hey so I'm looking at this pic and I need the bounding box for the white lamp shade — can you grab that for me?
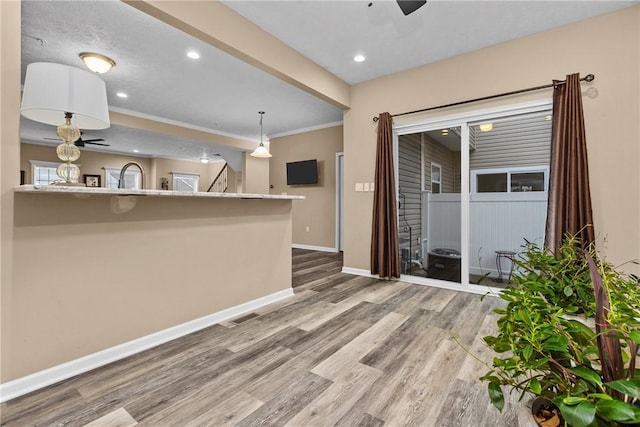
[250,145,272,158]
[21,62,110,129]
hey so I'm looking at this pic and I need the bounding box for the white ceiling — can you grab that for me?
[20,0,638,163]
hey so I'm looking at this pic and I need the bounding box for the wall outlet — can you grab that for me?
[363,182,370,191]
[355,183,363,192]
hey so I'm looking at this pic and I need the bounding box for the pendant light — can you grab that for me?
[251,111,272,158]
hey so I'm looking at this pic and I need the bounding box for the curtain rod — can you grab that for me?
[372,74,595,122]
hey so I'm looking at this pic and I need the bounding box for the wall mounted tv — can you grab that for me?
[286,159,318,185]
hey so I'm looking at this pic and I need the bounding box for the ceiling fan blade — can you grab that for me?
[44,137,60,141]
[84,141,110,146]
[82,138,105,143]
[397,0,426,16]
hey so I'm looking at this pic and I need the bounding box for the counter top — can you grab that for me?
[14,185,304,200]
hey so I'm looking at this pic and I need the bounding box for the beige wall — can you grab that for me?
[343,7,640,274]
[270,126,343,249]
[242,152,269,194]
[8,194,292,380]
[1,0,21,385]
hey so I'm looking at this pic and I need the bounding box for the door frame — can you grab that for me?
[393,99,552,294]
[335,152,344,252]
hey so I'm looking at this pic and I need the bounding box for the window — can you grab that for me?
[172,172,199,192]
[104,167,141,189]
[471,166,548,193]
[30,160,60,185]
[430,162,442,194]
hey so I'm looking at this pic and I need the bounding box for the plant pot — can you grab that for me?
[531,397,562,427]
[517,397,563,427]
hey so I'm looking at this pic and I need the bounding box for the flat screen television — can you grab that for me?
[286,159,318,185]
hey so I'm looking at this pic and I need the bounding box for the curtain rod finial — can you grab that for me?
[584,74,595,82]
[372,116,379,122]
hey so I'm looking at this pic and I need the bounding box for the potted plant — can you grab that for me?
[511,235,599,318]
[480,236,640,426]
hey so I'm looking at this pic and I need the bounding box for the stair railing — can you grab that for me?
[207,163,229,193]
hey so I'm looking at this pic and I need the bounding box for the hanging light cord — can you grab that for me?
[259,111,265,145]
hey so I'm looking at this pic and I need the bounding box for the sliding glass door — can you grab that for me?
[468,112,551,287]
[398,127,462,285]
[395,102,552,291]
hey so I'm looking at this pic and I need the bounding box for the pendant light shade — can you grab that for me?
[251,111,272,158]
[251,145,272,158]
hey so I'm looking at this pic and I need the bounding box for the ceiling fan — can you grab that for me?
[45,131,110,147]
[397,0,427,16]
[368,1,427,16]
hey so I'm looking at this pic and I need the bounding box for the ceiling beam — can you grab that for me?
[109,110,257,152]
[122,0,351,110]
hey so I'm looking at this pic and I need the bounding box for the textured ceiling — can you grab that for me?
[20,0,638,163]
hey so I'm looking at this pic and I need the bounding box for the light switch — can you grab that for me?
[370,182,375,191]
[355,183,363,192]
[363,182,370,191]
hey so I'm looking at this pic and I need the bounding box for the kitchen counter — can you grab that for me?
[14,185,304,200]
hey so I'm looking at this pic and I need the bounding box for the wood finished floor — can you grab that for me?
[1,249,519,427]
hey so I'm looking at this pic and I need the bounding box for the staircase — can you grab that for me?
[208,163,229,193]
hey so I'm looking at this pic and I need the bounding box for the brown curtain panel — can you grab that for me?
[545,73,595,252]
[371,112,400,279]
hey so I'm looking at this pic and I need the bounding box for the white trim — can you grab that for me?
[292,243,338,253]
[471,165,549,193]
[430,162,442,194]
[394,99,553,136]
[341,267,502,297]
[0,288,294,403]
[420,134,425,191]
[341,266,374,277]
[270,121,343,139]
[29,160,59,168]
[398,273,500,296]
[470,192,547,202]
[461,124,471,289]
[335,152,344,252]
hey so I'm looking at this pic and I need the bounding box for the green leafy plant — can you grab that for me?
[512,235,604,317]
[481,236,640,426]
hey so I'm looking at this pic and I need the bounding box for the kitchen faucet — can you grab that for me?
[118,162,144,189]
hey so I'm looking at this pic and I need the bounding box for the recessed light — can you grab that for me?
[353,54,366,63]
[116,92,128,98]
[187,51,200,59]
[133,149,139,153]
[201,158,209,164]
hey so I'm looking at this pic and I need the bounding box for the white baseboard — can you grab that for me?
[0,288,294,403]
[341,266,374,277]
[292,243,338,253]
